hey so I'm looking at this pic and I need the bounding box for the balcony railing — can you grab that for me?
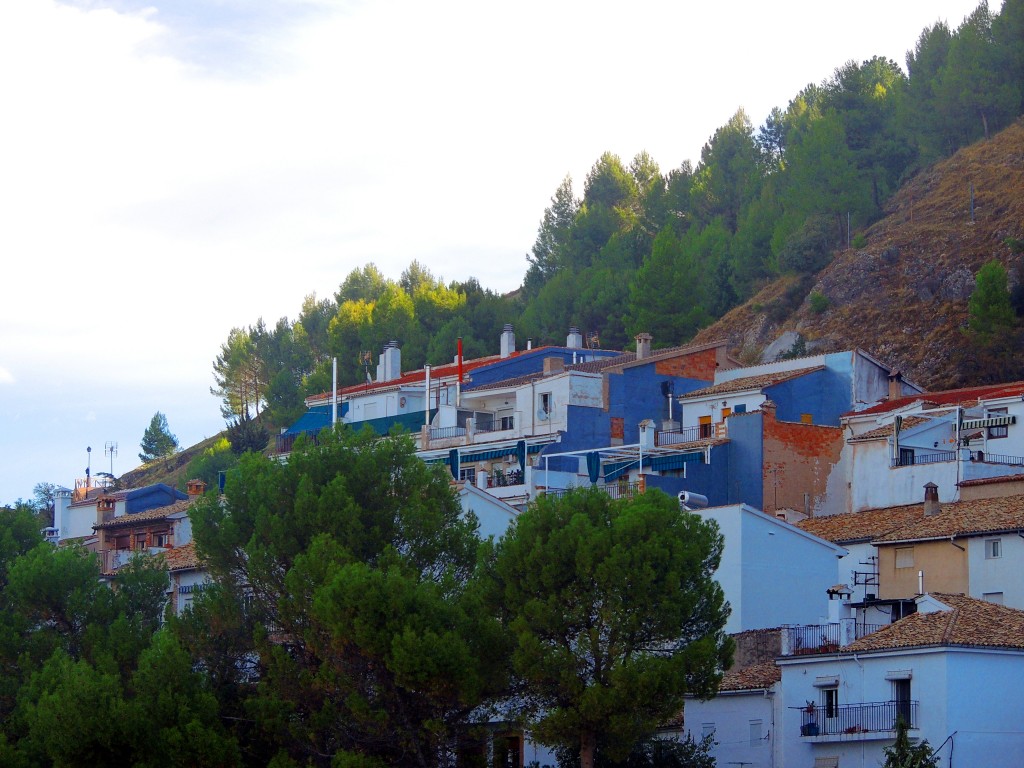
[656,425,702,446]
[801,701,918,737]
[544,481,643,501]
[783,622,884,655]
[428,425,467,441]
[970,451,1024,466]
[486,469,524,488]
[276,428,322,455]
[890,451,955,468]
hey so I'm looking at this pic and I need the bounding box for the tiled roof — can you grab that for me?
[958,473,1024,487]
[720,661,781,691]
[844,593,1024,652]
[848,415,932,442]
[850,382,1024,417]
[796,504,924,544]
[873,494,1024,543]
[469,371,548,392]
[93,499,193,529]
[160,541,202,571]
[682,366,824,399]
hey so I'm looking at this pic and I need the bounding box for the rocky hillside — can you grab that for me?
[695,119,1024,390]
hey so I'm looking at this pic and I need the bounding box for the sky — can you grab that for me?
[0,0,994,504]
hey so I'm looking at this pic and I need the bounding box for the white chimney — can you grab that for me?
[636,332,652,360]
[377,341,401,382]
[567,326,584,349]
[923,482,940,516]
[500,324,515,358]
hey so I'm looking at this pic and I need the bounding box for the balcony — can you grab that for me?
[781,622,884,655]
[656,425,703,447]
[801,701,918,740]
[543,480,644,501]
[890,450,956,468]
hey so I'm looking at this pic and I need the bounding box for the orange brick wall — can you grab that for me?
[655,348,719,381]
[761,405,843,515]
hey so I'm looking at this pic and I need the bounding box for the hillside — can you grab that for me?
[694,119,1024,389]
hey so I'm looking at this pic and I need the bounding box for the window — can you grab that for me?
[539,392,551,416]
[892,679,912,724]
[801,413,814,424]
[701,723,716,739]
[749,719,763,746]
[983,591,1004,605]
[986,538,1002,559]
[498,411,515,430]
[134,533,147,551]
[734,403,747,414]
[813,758,840,768]
[822,687,839,719]
[699,415,713,438]
[898,448,915,466]
[988,407,1009,439]
[895,547,914,569]
[459,467,476,484]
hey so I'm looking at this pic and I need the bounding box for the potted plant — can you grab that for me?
[801,701,819,736]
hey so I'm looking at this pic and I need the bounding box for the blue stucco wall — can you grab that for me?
[766,368,851,426]
[465,348,619,389]
[725,412,765,508]
[646,443,731,507]
[608,367,711,444]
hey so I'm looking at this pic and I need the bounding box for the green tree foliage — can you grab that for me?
[188,428,509,767]
[211,326,265,421]
[226,413,270,455]
[487,487,732,768]
[556,734,716,768]
[183,438,238,492]
[139,411,179,463]
[692,109,763,232]
[968,259,1016,340]
[881,715,939,768]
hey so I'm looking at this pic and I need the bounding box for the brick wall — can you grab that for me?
[655,348,719,381]
[761,402,843,515]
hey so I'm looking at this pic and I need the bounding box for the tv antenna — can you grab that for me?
[360,350,373,384]
[104,441,118,476]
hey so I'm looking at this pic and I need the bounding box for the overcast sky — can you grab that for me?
[0,0,993,504]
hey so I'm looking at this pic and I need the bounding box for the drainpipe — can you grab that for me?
[332,357,338,426]
[424,365,431,428]
[457,337,463,407]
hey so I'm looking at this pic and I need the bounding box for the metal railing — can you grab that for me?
[656,425,702,446]
[890,451,955,468]
[276,428,322,455]
[486,469,524,488]
[428,425,467,441]
[475,415,516,433]
[784,623,884,655]
[970,451,1024,466]
[801,701,917,737]
[544,481,643,500]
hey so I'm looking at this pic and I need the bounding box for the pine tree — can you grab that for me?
[139,412,179,463]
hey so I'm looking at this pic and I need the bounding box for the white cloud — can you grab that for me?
[0,367,14,385]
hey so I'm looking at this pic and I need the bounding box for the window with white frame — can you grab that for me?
[749,719,763,746]
[986,538,1002,559]
[701,723,716,739]
[983,591,1004,604]
[822,686,839,719]
[895,547,915,568]
[988,407,1009,439]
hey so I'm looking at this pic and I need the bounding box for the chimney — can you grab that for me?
[923,482,940,516]
[635,332,652,360]
[543,357,565,376]
[187,479,207,496]
[500,324,516,358]
[377,341,401,382]
[888,371,904,400]
[567,326,583,349]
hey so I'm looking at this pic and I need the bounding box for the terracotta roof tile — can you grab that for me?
[850,382,1024,417]
[796,505,925,544]
[160,541,202,571]
[958,473,1024,487]
[848,415,932,442]
[844,593,1024,652]
[720,661,781,691]
[873,494,1024,543]
[682,365,825,399]
[93,499,193,530]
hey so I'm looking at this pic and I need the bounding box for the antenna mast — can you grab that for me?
[104,441,118,476]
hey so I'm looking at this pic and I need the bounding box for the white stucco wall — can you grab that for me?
[61,503,97,541]
[698,504,846,634]
[968,534,1024,609]
[777,646,1024,768]
[850,440,960,512]
[681,689,779,768]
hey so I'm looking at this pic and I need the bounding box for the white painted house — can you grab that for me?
[776,592,1024,768]
[696,503,847,634]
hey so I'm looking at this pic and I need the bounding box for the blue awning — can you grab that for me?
[650,453,704,471]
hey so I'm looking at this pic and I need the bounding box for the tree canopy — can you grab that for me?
[487,487,733,768]
[139,411,179,463]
